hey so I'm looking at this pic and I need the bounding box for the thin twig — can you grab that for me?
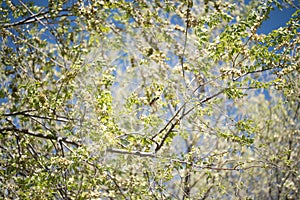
[107,148,156,158]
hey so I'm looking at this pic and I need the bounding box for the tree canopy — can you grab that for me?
[0,0,299,199]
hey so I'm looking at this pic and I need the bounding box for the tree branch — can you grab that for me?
[0,127,81,147]
[2,110,74,123]
[106,149,279,171]
[107,148,156,158]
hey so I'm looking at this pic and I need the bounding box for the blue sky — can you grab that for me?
[258,4,298,34]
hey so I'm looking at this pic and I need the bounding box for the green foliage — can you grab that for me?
[0,0,299,199]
